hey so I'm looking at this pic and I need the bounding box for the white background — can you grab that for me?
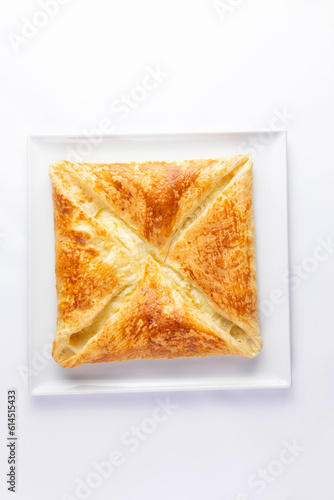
[1,0,334,499]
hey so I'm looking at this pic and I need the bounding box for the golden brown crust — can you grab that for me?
[49,155,262,368]
[59,257,249,368]
[68,156,244,257]
[49,163,138,339]
[167,158,261,347]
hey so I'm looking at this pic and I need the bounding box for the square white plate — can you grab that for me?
[28,131,291,395]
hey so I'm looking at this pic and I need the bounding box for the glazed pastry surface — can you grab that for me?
[49,155,262,368]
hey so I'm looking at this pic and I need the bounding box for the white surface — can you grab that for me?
[29,132,290,395]
[1,0,334,499]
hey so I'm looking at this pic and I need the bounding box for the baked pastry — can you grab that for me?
[49,155,262,368]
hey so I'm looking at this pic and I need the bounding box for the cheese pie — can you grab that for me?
[49,155,262,367]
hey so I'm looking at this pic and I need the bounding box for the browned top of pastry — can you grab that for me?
[49,155,262,368]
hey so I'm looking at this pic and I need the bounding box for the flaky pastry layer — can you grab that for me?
[49,155,262,368]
